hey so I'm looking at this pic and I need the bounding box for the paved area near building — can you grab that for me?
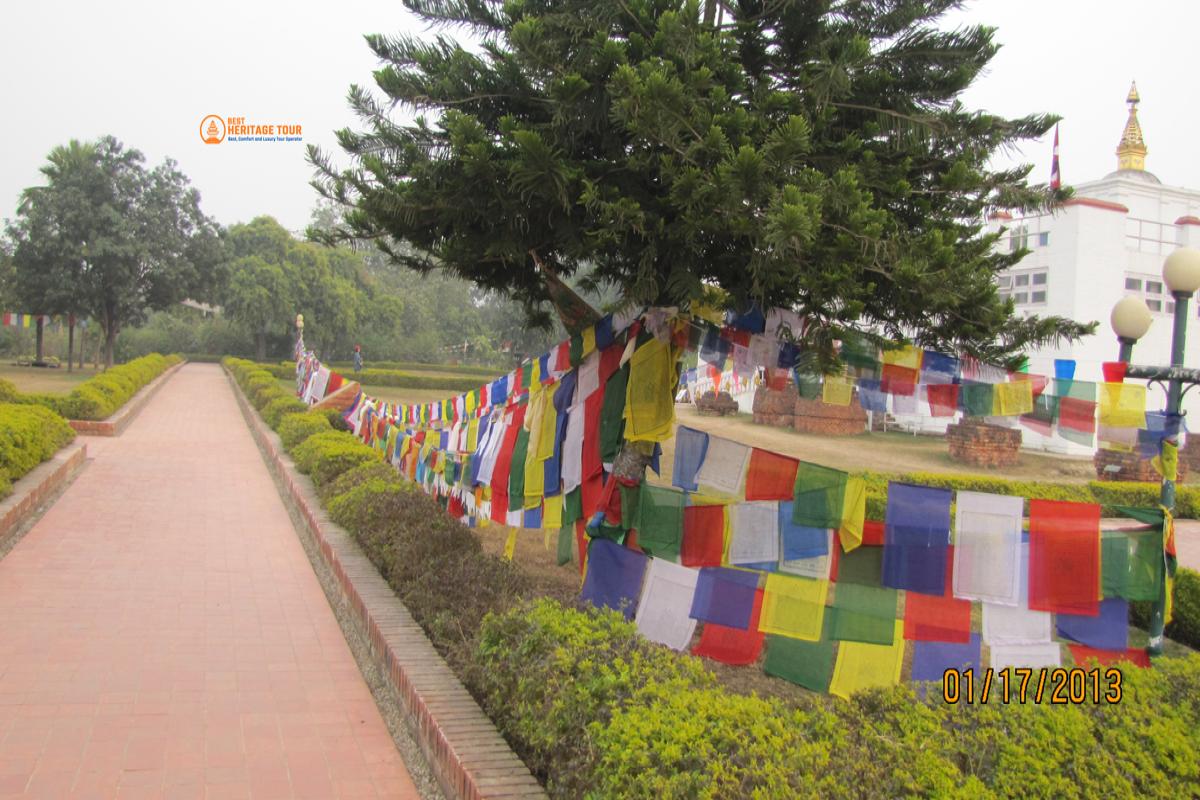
[0,364,420,799]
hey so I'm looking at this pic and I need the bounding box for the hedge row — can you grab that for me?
[11,353,182,420]
[224,360,1200,799]
[263,361,486,393]
[858,470,1200,520]
[0,403,76,499]
[325,359,504,377]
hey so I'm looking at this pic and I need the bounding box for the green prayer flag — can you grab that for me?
[792,462,847,528]
[600,361,630,464]
[960,383,994,417]
[633,483,685,561]
[830,582,897,645]
[562,487,583,527]
[508,428,530,501]
[1101,528,1163,602]
[557,525,574,566]
[793,371,823,400]
[837,545,884,586]
[1056,378,1097,402]
[763,627,836,691]
[569,332,583,367]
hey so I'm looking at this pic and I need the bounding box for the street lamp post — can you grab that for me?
[1109,246,1200,655]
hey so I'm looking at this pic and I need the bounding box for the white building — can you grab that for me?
[986,83,1200,453]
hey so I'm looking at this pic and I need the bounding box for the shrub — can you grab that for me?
[289,430,381,486]
[322,406,353,432]
[1131,567,1200,650]
[0,379,18,403]
[277,411,332,450]
[262,395,307,428]
[20,353,182,420]
[0,403,76,493]
[317,460,404,504]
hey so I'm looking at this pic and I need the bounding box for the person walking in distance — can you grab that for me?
[353,344,363,374]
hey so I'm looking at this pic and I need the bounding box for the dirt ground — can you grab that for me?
[0,363,94,394]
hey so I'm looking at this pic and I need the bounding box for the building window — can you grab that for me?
[1147,280,1163,295]
[1125,277,1142,290]
[1032,272,1047,286]
[1148,299,1162,312]
[1037,232,1050,247]
[1127,273,1177,315]
[1014,274,1029,287]
[1031,290,1047,304]
[1008,225,1029,252]
[996,275,1011,289]
[1013,292,1029,304]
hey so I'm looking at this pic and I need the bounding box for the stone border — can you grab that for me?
[0,443,87,546]
[226,368,545,800]
[69,360,186,436]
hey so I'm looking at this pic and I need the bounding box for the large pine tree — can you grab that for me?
[311,0,1093,366]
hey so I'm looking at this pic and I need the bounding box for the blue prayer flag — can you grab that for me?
[580,538,647,619]
[779,504,828,560]
[672,426,710,491]
[857,378,888,412]
[689,567,760,629]
[882,483,952,596]
[1057,598,1129,651]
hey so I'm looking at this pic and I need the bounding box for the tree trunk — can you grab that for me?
[104,325,116,369]
[611,440,656,482]
[256,331,267,362]
[35,318,44,364]
[78,325,86,371]
[67,317,75,373]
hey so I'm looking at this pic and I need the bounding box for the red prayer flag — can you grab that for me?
[681,505,726,567]
[766,368,789,391]
[491,490,509,524]
[745,449,800,501]
[692,589,765,665]
[903,548,971,642]
[721,327,751,347]
[1068,644,1150,669]
[575,519,589,575]
[1059,397,1096,433]
[926,384,959,417]
[554,342,571,372]
[862,520,885,546]
[881,363,918,396]
[1029,499,1101,616]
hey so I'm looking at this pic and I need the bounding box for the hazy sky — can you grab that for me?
[3,1,1198,233]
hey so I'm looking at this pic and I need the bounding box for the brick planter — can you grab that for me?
[947,419,1021,468]
[1094,447,1188,482]
[68,360,185,436]
[792,396,867,435]
[695,390,739,416]
[0,443,87,546]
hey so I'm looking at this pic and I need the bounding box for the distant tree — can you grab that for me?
[6,136,221,367]
[313,0,1093,369]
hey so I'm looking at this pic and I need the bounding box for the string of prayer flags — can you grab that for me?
[745,449,800,501]
[693,589,766,666]
[690,567,760,629]
[779,526,834,580]
[989,642,1062,671]
[883,483,952,596]
[1099,382,1147,429]
[959,382,994,417]
[838,475,867,552]
[1101,527,1163,602]
[921,351,959,384]
[1067,644,1151,669]
[982,544,1050,645]
[910,634,982,686]
[624,335,677,442]
[881,345,921,396]
[758,573,828,641]
[633,484,685,561]
[763,621,836,692]
[695,435,751,496]
[1028,499,1101,616]
[580,538,647,620]
[672,426,709,491]
[952,492,1024,606]
[1056,598,1129,651]
[1057,379,1098,445]
[856,378,888,412]
[828,621,905,699]
[634,559,700,650]
[835,543,884,586]
[728,502,781,568]
[1020,394,1059,436]
[831,582,898,645]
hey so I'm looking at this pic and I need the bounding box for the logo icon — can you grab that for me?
[199,115,225,144]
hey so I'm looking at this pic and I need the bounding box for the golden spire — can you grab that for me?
[1116,81,1147,171]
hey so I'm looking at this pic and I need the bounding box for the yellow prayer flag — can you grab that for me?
[543,494,563,530]
[838,475,866,553]
[829,622,905,700]
[881,345,922,370]
[536,383,560,461]
[623,336,677,442]
[993,381,1034,416]
[822,376,854,407]
[758,574,828,641]
[1099,383,1147,429]
[503,528,518,561]
[581,326,597,358]
[466,417,479,452]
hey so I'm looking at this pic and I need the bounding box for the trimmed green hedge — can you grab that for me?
[223,359,1200,798]
[0,403,76,499]
[18,353,182,420]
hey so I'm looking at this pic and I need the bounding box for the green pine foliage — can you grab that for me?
[313,0,1094,367]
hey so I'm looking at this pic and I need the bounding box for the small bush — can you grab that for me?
[277,411,332,450]
[290,430,380,486]
[323,406,353,432]
[317,460,405,504]
[0,403,76,491]
[19,353,182,420]
[0,379,19,403]
[262,395,307,428]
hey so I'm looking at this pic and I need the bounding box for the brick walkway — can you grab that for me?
[0,364,421,800]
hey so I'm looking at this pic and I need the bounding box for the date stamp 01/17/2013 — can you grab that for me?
[942,667,1124,705]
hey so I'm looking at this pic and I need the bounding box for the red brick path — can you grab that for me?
[0,364,420,799]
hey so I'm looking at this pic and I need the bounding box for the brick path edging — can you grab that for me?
[69,360,187,436]
[225,367,546,800]
[0,442,87,546]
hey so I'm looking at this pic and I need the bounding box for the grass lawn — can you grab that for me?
[0,363,95,395]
